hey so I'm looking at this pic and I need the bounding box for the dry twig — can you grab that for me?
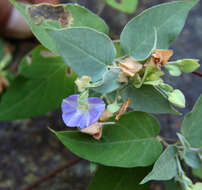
[24,157,81,190]
[192,71,202,77]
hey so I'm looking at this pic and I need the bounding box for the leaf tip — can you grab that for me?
[48,127,56,134]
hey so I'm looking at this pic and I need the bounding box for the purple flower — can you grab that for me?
[61,94,105,128]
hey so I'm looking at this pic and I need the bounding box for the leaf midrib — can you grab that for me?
[125,4,187,56]
[59,134,156,146]
[58,31,111,66]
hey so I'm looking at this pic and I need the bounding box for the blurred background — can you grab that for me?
[0,0,201,189]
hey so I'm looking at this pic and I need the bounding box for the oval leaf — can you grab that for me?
[49,27,116,81]
[10,0,109,53]
[120,0,197,60]
[88,166,150,190]
[93,69,121,94]
[53,111,162,167]
[121,85,178,114]
[0,46,76,120]
[141,145,178,184]
[181,95,202,147]
[183,150,202,169]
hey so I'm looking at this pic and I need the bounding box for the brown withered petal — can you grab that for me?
[145,49,173,69]
[153,49,173,66]
[93,128,102,140]
[80,122,101,135]
[99,109,113,122]
[81,122,102,140]
[115,98,131,120]
[118,72,128,83]
[120,58,142,77]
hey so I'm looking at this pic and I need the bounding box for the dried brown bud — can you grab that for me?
[145,49,173,69]
[115,98,131,120]
[120,58,143,77]
[81,122,102,140]
[92,128,102,140]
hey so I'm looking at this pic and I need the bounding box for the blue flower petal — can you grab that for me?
[61,94,105,128]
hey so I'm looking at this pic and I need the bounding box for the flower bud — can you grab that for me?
[168,89,185,108]
[165,64,182,76]
[176,59,200,73]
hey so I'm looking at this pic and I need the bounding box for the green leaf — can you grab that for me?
[106,0,138,14]
[93,69,121,94]
[121,85,179,114]
[181,95,202,147]
[10,0,109,54]
[141,146,178,184]
[120,0,197,60]
[192,168,202,179]
[49,27,116,81]
[88,166,150,190]
[53,111,162,167]
[0,46,76,120]
[183,150,202,169]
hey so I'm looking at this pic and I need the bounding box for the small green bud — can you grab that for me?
[168,89,185,108]
[148,73,157,81]
[165,64,182,76]
[159,83,174,92]
[177,59,200,73]
[107,103,120,113]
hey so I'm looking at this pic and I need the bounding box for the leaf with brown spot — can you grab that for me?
[27,4,73,28]
[10,0,109,54]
